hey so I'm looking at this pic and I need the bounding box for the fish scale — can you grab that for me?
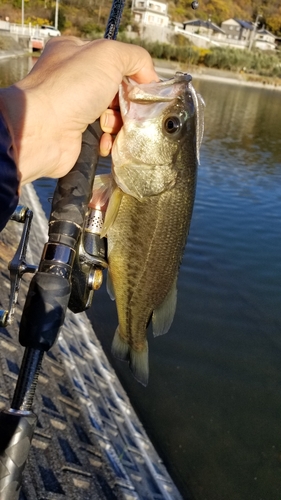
[102,73,204,386]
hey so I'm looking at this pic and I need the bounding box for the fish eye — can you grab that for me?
[163,116,181,135]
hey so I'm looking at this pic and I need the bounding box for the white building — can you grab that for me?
[132,0,169,27]
[255,29,276,50]
[221,19,276,50]
[183,19,226,41]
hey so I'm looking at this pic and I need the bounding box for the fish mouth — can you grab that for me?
[118,71,205,165]
[120,73,193,117]
[123,72,192,96]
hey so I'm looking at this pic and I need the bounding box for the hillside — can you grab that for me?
[0,0,281,36]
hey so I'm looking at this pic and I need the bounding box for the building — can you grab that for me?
[131,0,169,28]
[129,8,277,50]
[221,18,253,43]
[183,19,226,41]
[130,0,172,43]
[221,19,277,50]
[255,29,276,50]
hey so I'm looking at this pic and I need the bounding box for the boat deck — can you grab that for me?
[0,183,182,500]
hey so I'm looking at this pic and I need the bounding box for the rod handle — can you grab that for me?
[0,410,37,500]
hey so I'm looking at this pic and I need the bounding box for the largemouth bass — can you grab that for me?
[96,73,204,386]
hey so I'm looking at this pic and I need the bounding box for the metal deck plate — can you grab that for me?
[0,183,182,500]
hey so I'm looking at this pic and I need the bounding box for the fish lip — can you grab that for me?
[161,72,193,86]
[120,73,194,116]
[123,72,192,88]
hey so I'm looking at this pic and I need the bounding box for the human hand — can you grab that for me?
[99,95,122,157]
[0,37,158,184]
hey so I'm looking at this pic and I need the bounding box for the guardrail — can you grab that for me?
[10,24,46,37]
[175,27,220,47]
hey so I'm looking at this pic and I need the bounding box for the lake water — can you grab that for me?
[1,56,281,500]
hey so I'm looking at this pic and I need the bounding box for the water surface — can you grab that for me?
[90,80,281,500]
[2,56,281,500]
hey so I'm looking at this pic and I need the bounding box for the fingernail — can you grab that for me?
[101,110,115,131]
[101,112,108,128]
[100,139,111,157]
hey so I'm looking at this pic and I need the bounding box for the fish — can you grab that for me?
[94,72,204,386]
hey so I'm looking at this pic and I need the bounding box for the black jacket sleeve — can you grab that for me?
[0,112,19,232]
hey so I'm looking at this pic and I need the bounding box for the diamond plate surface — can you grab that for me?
[0,183,182,500]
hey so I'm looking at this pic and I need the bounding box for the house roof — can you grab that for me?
[183,19,225,34]
[257,28,275,37]
[233,19,254,30]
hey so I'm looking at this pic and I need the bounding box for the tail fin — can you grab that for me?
[111,327,149,386]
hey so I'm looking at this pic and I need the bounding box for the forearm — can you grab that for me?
[0,109,19,231]
[0,84,63,185]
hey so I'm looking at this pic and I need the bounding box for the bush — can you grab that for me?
[204,46,249,71]
[115,36,281,78]
[80,22,103,35]
[203,46,281,77]
[117,37,199,65]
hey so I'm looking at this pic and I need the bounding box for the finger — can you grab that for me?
[100,109,122,134]
[100,132,113,157]
[109,94,119,111]
[117,43,159,84]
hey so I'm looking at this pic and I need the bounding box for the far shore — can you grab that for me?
[0,46,280,92]
[154,62,281,91]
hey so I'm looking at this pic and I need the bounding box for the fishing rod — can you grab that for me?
[0,2,125,499]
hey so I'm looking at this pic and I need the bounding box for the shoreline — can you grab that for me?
[154,63,281,91]
[0,47,280,92]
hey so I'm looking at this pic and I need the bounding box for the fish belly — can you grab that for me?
[107,175,195,384]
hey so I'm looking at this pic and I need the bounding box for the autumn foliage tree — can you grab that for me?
[1,0,281,35]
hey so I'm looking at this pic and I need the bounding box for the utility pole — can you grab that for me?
[55,0,59,29]
[21,0,24,29]
[208,16,212,43]
[249,14,260,50]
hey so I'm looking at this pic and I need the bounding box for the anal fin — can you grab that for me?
[111,326,129,360]
[129,344,149,387]
[111,327,149,386]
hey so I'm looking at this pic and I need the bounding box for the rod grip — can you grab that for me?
[19,272,71,350]
[50,121,103,227]
[0,410,37,500]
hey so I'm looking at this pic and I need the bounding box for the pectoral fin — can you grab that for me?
[106,269,115,301]
[91,173,114,208]
[101,186,123,237]
[152,278,177,336]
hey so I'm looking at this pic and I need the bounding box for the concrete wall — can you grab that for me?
[0,20,10,31]
[139,24,174,43]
